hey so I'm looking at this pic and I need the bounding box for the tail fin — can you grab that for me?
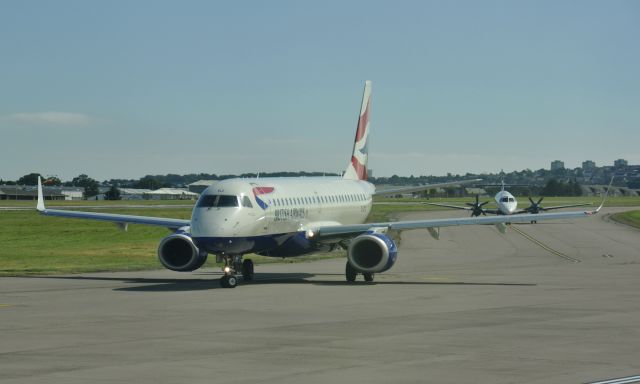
[343,80,372,181]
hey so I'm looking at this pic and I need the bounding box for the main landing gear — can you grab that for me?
[345,261,374,283]
[219,255,254,288]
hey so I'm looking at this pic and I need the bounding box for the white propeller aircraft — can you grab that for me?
[36,81,606,288]
[427,181,589,218]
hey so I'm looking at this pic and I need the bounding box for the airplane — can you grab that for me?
[35,81,607,288]
[426,181,589,218]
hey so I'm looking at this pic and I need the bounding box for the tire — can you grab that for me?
[363,272,374,282]
[242,259,254,281]
[227,275,238,288]
[345,261,357,282]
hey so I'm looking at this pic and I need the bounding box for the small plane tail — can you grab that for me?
[343,81,372,181]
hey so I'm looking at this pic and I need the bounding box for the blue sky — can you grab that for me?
[1,0,638,181]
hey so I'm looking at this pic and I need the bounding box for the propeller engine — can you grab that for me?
[524,197,545,214]
[466,195,489,217]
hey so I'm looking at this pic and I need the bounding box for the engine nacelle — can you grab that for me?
[347,233,398,273]
[157,233,208,272]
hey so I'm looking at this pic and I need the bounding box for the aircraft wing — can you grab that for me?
[423,202,473,211]
[373,179,482,197]
[515,203,590,214]
[36,178,190,230]
[306,208,602,241]
[423,202,500,215]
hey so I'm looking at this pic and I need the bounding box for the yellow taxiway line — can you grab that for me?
[511,225,581,263]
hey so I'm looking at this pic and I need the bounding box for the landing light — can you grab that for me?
[224,266,231,273]
[306,229,315,239]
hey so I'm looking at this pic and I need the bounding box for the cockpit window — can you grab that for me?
[508,198,515,202]
[500,197,509,202]
[197,195,239,208]
[242,196,253,208]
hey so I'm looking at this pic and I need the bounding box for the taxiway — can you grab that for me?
[1,207,639,383]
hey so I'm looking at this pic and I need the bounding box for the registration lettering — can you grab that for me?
[274,208,308,221]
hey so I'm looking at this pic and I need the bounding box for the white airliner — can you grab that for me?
[36,81,606,288]
[427,181,589,217]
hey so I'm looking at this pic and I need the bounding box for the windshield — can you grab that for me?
[197,195,239,208]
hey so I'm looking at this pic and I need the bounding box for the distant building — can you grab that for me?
[582,160,596,170]
[99,187,198,200]
[151,188,198,200]
[0,186,65,201]
[551,160,565,171]
[118,188,154,200]
[614,159,628,168]
[45,186,84,200]
[465,187,488,196]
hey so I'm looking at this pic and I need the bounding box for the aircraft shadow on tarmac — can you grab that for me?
[25,274,536,292]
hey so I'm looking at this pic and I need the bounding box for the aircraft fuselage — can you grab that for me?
[494,190,517,215]
[190,177,374,256]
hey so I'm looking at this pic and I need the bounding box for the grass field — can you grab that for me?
[0,199,194,208]
[610,210,640,229]
[1,196,639,276]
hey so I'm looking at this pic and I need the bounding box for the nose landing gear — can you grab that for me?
[220,274,238,288]
[218,255,254,288]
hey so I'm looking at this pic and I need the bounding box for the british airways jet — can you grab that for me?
[427,181,588,217]
[36,81,606,288]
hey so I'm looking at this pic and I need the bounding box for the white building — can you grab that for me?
[150,188,199,200]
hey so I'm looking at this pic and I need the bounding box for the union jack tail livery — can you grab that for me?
[343,80,372,181]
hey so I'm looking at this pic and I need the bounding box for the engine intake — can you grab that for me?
[158,233,208,272]
[347,233,398,273]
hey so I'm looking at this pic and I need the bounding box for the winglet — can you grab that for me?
[593,176,614,214]
[37,176,46,212]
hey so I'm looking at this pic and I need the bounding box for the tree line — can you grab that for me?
[3,171,586,200]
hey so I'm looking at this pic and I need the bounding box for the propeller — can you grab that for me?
[465,194,489,217]
[525,197,545,213]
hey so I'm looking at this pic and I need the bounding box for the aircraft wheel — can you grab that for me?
[226,275,238,288]
[363,272,374,282]
[242,259,254,281]
[220,275,238,288]
[345,261,357,282]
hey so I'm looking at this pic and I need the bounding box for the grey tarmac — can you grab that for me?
[1,207,639,383]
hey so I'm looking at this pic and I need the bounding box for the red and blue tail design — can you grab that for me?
[252,185,274,210]
[343,81,372,181]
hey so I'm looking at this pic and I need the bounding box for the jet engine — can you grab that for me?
[347,233,398,273]
[157,233,208,272]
